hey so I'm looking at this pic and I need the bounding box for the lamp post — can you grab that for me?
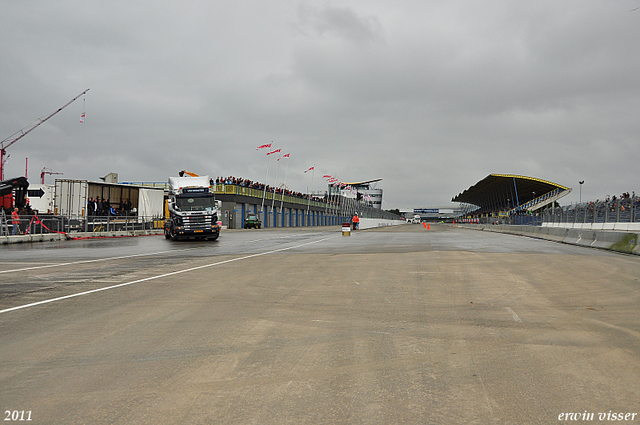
[579,181,584,204]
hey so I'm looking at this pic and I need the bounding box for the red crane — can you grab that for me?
[40,167,63,184]
[0,88,90,181]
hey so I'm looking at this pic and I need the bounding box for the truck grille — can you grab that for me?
[184,215,210,230]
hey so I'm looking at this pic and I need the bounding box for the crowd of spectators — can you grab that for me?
[581,191,638,215]
[214,176,336,205]
[87,197,134,217]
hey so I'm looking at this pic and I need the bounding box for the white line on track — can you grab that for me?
[0,247,204,274]
[0,234,338,314]
[505,307,523,323]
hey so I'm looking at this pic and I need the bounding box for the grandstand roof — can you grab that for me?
[340,178,382,187]
[452,174,570,211]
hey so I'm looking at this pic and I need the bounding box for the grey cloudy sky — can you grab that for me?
[1,1,639,209]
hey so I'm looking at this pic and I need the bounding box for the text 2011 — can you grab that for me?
[4,411,32,421]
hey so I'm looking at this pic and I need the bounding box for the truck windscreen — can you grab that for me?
[175,197,216,212]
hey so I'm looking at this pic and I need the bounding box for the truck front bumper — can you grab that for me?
[175,224,221,237]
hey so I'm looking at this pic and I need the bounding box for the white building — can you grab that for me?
[329,179,384,210]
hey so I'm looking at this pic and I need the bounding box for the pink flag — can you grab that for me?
[267,148,281,155]
[304,166,315,173]
[256,143,272,150]
[79,112,85,123]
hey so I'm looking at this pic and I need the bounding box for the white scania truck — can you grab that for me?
[164,174,221,241]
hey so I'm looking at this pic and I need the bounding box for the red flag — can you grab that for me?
[322,174,332,179]
[304,166,315,173]
[79,112,85,123]
[256,143,272,150]
[278,153,290,161]
[267,148,281,155]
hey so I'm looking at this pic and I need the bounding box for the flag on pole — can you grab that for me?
[256,143,272,150]
[322,174,332,179]
[80,97,86,123]
[304,166,315,173]
[278,153,290,161]
[267,148,281,155]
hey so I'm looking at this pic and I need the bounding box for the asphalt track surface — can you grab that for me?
[0,224,638,424]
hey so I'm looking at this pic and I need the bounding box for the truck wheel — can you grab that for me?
[169,228,178,241]
[164,228,171,239]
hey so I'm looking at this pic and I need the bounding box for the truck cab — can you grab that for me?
[164,175,221,241]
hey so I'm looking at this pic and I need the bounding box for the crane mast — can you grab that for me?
[0,88,90,181]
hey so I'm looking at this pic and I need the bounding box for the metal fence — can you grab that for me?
[543,197,640,224]
[1,214,163,237]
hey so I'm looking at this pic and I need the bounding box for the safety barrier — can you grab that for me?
[1,214,163,244]
[454,223,640,255]
[358,217,407,230]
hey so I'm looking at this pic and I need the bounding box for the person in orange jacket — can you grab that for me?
[11,207,20,236]
[352,213,360,230]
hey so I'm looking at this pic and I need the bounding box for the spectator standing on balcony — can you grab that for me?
[124,199,132,214]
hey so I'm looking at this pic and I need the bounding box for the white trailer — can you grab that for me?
[54,179,164,221]
[27,183,55,214]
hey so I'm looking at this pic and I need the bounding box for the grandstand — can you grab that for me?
[453,174,571,223]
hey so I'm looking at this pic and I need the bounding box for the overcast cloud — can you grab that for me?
[1,0,639,209]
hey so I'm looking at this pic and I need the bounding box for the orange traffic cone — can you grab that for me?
[427,223,430,230]
[423,222,426,229]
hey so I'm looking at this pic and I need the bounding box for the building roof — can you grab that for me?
[452,174,570,211]
[340,178,383,187]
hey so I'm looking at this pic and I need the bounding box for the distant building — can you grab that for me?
[329,179,383,210]
[401,206,469,221]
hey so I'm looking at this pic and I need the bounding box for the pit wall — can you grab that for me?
[358,218,407,230]
[454,224,640,256]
